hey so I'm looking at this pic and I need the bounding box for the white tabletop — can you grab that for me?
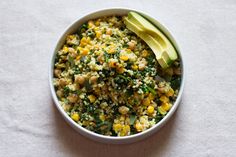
[1,0,236,156]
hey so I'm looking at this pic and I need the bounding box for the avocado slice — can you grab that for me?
[124,17,170,68]
[125,12,178,66]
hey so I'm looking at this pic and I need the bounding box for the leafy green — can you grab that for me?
[146,85,156,95]
[125,89,133,97]
[80,23,88,33]
[75,90,82,95]
[63,86,70,97]
[104,52,109,63]
[171,77,181,90]
[141,85,156,95]
[87,30,95,38]
[155,112,163,123]
[84,79,92,92]
[68,56,75,68]
[130,115,136,125]
[96,121,112,132]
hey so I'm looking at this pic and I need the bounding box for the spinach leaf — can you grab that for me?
[63,86,70,97]
[171,77,181,90]
[68,56,75,68]
[130,115,136,125]
[84,79,92,92]
[104,52,109,63]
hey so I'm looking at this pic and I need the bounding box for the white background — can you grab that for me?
[0,0,236,156]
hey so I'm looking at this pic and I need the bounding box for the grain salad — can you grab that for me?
[53,16,181,136]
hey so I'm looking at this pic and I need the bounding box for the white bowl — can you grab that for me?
[49,8,185,144]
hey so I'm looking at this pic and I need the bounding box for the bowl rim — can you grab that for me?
[49,7,185,143]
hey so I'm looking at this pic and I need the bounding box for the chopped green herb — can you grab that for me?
[130,115,136,125]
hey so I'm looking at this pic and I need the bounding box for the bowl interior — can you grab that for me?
[50,8,184,144]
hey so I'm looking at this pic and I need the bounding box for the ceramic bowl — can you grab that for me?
[49,8,185,144]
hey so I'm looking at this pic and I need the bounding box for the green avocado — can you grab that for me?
[124,12,178,68]
[124,18,169,68]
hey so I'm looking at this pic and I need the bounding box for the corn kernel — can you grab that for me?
[123,125,130,132]
[108,60,117,68]
[120,55,129,61]
[119,131,126,137]
[166,88,174,97]
[135,123,143,132]
[160,95,169,103]
[76,56,81,60]
[131,64,138,70]
[68,35,74,39]
[88,95,96,103]
[94,27,99,31]
[116,66,125,74]
[113,124,122,132]
[86,37,91,43]
[71,113,80,122]
[80,37,87,43]
[148,93,155,101]
[142,98,151,106]
[81,48,89,56]
[80,37,87,47]
[141,49,149,57]
[95,31,102,38]
[147,106,154,114]
[99,114,105,121]
[88,20,94,28]
[95,19,100,26]
[161,102,172,111]
[63,46,68,53]
[108,47,116,54]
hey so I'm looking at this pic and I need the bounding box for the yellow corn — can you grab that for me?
[141,49,149,57]
[95,19,100,26]
[86,37,91,43]
[135,123,143,132]
[108,47,116,54]
[108,60,117,68]
[120,55,129,61]
[88,20,94,28]
[166,88,174,97]
[67,35,75,40]
[94,27,99,31]
[123,125,130,132]
[80,37,87,42]
[142,97,151,106]
[76,56,81,60]
[160,95,169,103]
[71,112,80,122]
[116,66,125,74]
[80,48,89,56]
[120,125,130,136]
[147,106,154,114]
[95,31,102,38]
[161,102,172,111]
[131,64,138,70]
[63,46,68,53]
[80,37,87,47]
[88,95,96,103]
[113,123,122,132]
[148,93,155,100]
[99,114,105,121]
